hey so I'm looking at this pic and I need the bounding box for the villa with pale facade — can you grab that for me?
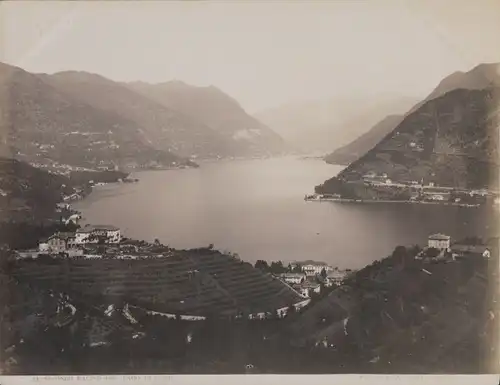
[75,224,121,244]
[427,233,451,250]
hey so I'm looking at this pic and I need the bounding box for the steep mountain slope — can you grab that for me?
[326,63,500,165]
[41,72,230,159]
[255,96,417,153]
[287,244,498,373]
[316,87,500,194]
[324,115,405,165]
[127,81,286,158]
[0,62,190,171]
[0,157,77,221]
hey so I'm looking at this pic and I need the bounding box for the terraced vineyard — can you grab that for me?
[9,250,304,317]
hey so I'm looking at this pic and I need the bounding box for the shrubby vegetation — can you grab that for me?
[0,222,79,250]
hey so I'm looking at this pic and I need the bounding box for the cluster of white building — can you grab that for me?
[279,261,350,298]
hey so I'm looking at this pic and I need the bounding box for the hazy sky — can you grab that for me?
[1,0,500,112]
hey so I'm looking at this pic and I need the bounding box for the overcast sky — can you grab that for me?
[1,0,499,112]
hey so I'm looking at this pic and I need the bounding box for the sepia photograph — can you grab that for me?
[0,0,499,378]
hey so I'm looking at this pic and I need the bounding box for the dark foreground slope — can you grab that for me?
[2,242,498,374]
[1,246,303,374]
[8,248,303,318]
[286,243,499,373]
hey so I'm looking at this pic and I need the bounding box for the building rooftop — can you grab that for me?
[52,232,76,240]
[281,273,305,278]
[41,232,76,243]
[297,260,328,266]
[327,270,346,278]
[300,281,321,289]
[428,233,451,241]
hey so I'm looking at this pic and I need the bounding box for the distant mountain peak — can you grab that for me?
[0,61,23,73]
[50,70,109,82]
[160,79,190,87]
[126,80,286,156]
[430,62,500,99]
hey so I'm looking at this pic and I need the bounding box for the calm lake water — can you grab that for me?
[74,157,495,269]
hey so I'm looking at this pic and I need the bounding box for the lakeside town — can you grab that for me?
[305,171,500,207]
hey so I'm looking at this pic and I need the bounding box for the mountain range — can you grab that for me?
[326,63,500,165]
[0,62,285,172]
[255,96,417,154]
[127,80,285,158]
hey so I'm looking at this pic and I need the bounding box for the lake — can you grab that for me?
[74,157,495,269]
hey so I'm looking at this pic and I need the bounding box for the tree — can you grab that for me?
[97,235,107,254]
[320,268,327,279]
[254,260,269,271]
[270,261,286,274]
[426,247,441,258]
[391,246,407,264]
[410,244,422,256]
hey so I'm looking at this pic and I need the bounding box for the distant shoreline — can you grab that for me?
[304,196,481,208]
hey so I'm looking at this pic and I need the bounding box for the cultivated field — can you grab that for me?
[9,250,304,317]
